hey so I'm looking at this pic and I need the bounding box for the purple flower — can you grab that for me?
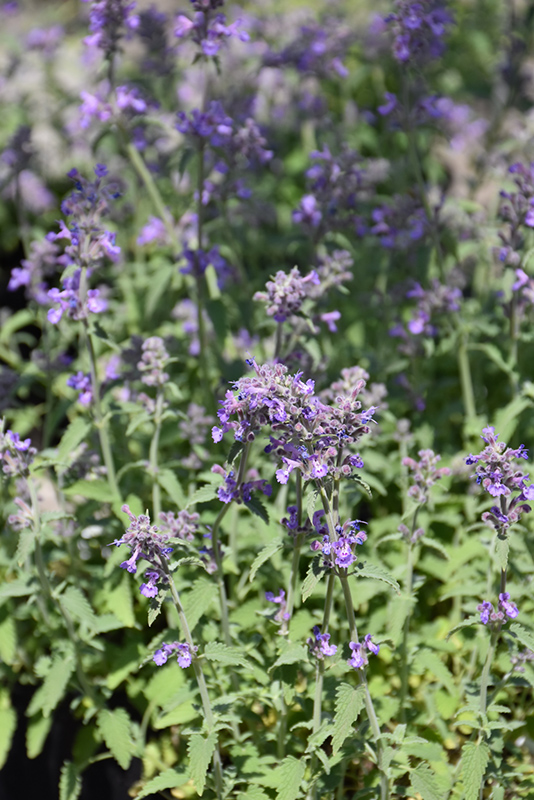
[499,592,519,620]
[153,641,196,668]
[66,372,93,406]
[114,505,173,592]
[266,589,289,622]
[293,194,322,228]
[82,0,139,58]
[137,336,170,388]
[0,429,37,476]
[307,626,337,659]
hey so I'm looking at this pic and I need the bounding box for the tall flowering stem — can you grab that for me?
[317,486,388,800]
[282,471,304,635]
[465,427,530,720]
[157,555,224,798]
[148,389,164,519]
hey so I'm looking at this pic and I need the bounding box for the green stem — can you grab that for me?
[282,472,304,635]
[399,542,414,720]
[479,629,498,716]
[149,390,165,520]
[308,573,336,800]
[458,334,477,426]
[124,142,179,252]
[339,573,388,800]
[160,560,224,799]
[84,324,119,497]
[210,501,232,646]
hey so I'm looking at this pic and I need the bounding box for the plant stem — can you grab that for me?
[124,141,179,252]
[339,573,389,800]
[149,390,165,520]
[308,572,336,800]
[458,333,477,426]
[161,560,224,799]
[399,541,414,721]
[282,472,304,635]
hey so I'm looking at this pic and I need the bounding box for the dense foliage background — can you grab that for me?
[2,1,534,799]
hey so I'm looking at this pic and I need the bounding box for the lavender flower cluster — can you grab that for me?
[466,427,533,534]
[114,505,173,598]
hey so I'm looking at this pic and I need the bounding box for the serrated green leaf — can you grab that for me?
[421,537,450,559]
[136,769,189,799]
[302,557,324,602]
[0,613,16,663]
[103,573,135,628]
[187,732,217,795]
[446,615,480,639]
[415,649,456,694]
[274,755,306,800]
[26,714,53,759]
[0,705,16,769]
[204,641,251,669]
[60,586,97,629]
[182,577,218,632]
[96,708,133,770]
[409,763,444,800]
[59,760,82,800]
[15,529,36,566]
[27,651,75,717]
[349,473,373,498]
[0,578,35,600]
[331,683,366,754]
[460,742,490,800]
[353,561,400,593]
[509,622,534,652]
[245,495,269,523]
[270,643,308,671]
[63,479,119,503]
[148,591,166,627]
[227,440,244,464]
[237,789,270,800]
[57,419,91,465]
[158,469,186,508]
[187,483,219,506]
[249,537,284,582]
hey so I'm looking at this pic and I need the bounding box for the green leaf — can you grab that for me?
[0,309,34,343]
[459,742,490,800]
[183,578,219,632]
[349,472,373,498]
[204,641,251,669]
[59,761,81,800]
[187,732,217,795]
[421,537,450,559]
[57,419,91,465]
[0,578,35,600]
[249,537,284,582]
[0,612,16,663]
[446,615,480,639]
[415,649,456,694]
[63,479,119,503]
[27,650,75,717]
[0,705,16,769]
[245,495,270,524]
[96,708,133,770]
[302,557,324,602]
[409,763,445,800]
[148,591,166,627]
[136,769,189,799]
[103,574,135,628]
[187,483,219,506]
[237,789,270,800]
[26,714,53,759]
[270,643,308,671]
[274,756,306,800]
[15,529,36,566]
[353,561,400,593]
[60,586,97,629]
[158,469,186,509]
[331,683,366,754]
[509,622,534,652]
[227,440,244,464]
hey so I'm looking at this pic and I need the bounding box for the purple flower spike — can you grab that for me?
[307,626,337,659]
[477,601,493,625]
